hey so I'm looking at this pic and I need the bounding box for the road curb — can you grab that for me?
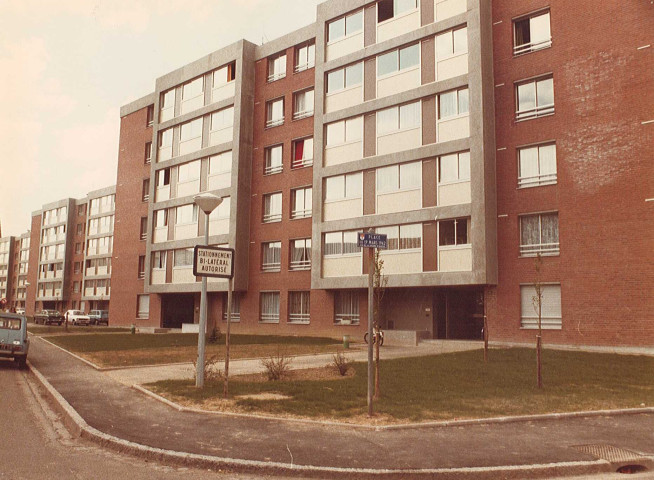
[27,360,616,479]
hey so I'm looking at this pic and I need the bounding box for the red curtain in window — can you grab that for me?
[294,141,304,161]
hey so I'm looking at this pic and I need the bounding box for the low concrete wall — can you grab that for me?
[384,330,429,346]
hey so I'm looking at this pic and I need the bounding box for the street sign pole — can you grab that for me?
[224,276,233,398]
[367,246,375,417]
[196,214,210,388]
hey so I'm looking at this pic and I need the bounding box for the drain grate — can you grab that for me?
[573,444,645,463]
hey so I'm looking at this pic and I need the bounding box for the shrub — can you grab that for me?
[207,326,222,344]
[332,352,351,376]
[261,353,293,381]
[193,355,224,383]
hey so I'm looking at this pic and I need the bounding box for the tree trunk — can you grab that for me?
[536,334,542,389]
[374,333,380,400]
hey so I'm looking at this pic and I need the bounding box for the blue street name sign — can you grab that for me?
[357,232,388,249]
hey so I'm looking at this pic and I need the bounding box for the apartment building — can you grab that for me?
[8,233,31,311]
[93,0,654,347]
[0,236,14,306]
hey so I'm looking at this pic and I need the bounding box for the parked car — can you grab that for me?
[88,310,109,326]
[0,313,29,368]
[15,308,25,315]
[34,310,63,325]
[64,310,91,326]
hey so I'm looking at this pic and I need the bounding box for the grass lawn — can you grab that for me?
[147,348,654,423]
[28,325,129,335]
[45,333,342,368]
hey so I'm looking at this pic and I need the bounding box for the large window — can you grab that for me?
[182,77,203,103]
[520,213,559,256]
[436,27,468,59]
[377,161,421,193]
[290,239,311,271]
[514,11,551,55]
[288,291,310,324]
[439,88,469,119]
[174,248,194,268]
[264,144,283,175]
[266,98,284,128]
[211,106,234,133]
[268,52,287,82]
[324,231,361,256]
[378,0,418,23]
[327,62,363,93]
[213,62,236,88]
[521,284,561,329]
[518,144,557,187]
[325,172,362,201]
[295,41,315,72]
[439,151,471,183]
[377,44,419,77]
[326,116,362,146]
[292,137,313,168]
[178,160,201,184]
[291,187,312,219]
[263,192,282,223]
[334,291,359,325]
[262,242,281,272]
[376,224,422,250]
[176,204,198,225]
[260,292,280,323]
[377,101,421,135]
[152,251,166,270]
[180,118,202,143]
[154,209,168,228]
[160,89,175,121]
[293,89,314,119]
[328,10,363,43]
[222,293,240,322]
[516,77,554,121]
[439,218,470,246]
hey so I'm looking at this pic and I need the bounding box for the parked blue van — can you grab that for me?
[0,313,29,368]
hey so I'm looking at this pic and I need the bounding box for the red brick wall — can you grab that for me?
[488,0,654,346]
[67,204,86,311]
[25,215,41,315]
[109,106,154,326]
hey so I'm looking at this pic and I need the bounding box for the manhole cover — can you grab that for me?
[573,444,645,463]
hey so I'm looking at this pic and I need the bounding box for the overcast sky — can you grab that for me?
[0,0,323,237]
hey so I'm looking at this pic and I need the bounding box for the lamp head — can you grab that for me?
[194,193,223,214]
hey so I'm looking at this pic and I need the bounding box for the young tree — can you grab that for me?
[532,253,544,389]
[373,249,388,400]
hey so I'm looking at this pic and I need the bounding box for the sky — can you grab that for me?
[0,0,323,238]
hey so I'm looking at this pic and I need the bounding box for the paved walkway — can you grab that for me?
[27,336,654,478]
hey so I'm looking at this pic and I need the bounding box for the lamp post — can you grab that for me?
[193,193,223,388]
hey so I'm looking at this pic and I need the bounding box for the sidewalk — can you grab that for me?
[28,337,654,479]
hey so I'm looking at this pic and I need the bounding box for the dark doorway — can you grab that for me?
[162,294,195,328]
[432,289,484,340]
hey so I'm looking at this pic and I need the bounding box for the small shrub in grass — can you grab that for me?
[207,326,221,344]
[261,353,293,381]
[193,355,224,383]
[332,352,351,376]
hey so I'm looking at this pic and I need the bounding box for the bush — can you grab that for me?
[193,355,224,383]
[261,353,293,381]
[207,326,222,344]
[332,352,351,376]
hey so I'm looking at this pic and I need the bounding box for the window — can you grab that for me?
[514,11,551,55]
[518,144,557,187]
[439,151,471,183]
[378,0,418,23]
[439,88,469,119]
[377,162,421,193]
[376,224,422,250]
[291,187,312,219]
[154,209,168,228]
[77,205,85,216]
[295,42,315,72]
[289,291,310,323]
[74,262,81,274]
[262,242,281,272]
[266,98,284,128]
[377,44,419,77]
[377,101,421,135]
[73,281,80,294]
[182,77,203,103]
[325,172,362,201]
[76,223,83,235]
[159,128,173,150]
[439,218,470,246]
[209,151,232,177]
[75,243,81,254]
[520,213,559,256]
[521,284,561,329]
[213,62,236,87]
[137,256,146,280]
[210,106,234,133]
[268,52,287,82]
[326,116,363,146]
[324,231,361,256]
[290,239,311,270]
[293,89,314,119]
[292,137,313,168]
[334,291,359,325]
[516,77,554,121]
[146,105,154,126]
[264,145,283,175]
[174,248,194,268]
[140,217,148,241]
[328,10,363,43]
[263,192,282,223]
[152,251,166,269]
[260,292,280,323]
[176,204,198,225]
[178,160,201,184]
[160,89,175,121]
[156,168,170,188]
[327,62,363,93]
[144,142,152,164]
[137,294,150,319]
[222,293,240,321]
[436,27,468,59]
[208,196,231,225]
[142,179,150,202]
[180,118,203,143]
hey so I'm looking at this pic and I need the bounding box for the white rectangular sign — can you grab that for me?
[193,246,234,279]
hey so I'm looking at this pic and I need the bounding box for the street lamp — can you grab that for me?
[194,193,223,388]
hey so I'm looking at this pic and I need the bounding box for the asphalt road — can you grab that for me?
[0,359,321,480]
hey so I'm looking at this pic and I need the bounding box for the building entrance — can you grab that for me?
[433,289,484,340]
[162,294,195,328]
